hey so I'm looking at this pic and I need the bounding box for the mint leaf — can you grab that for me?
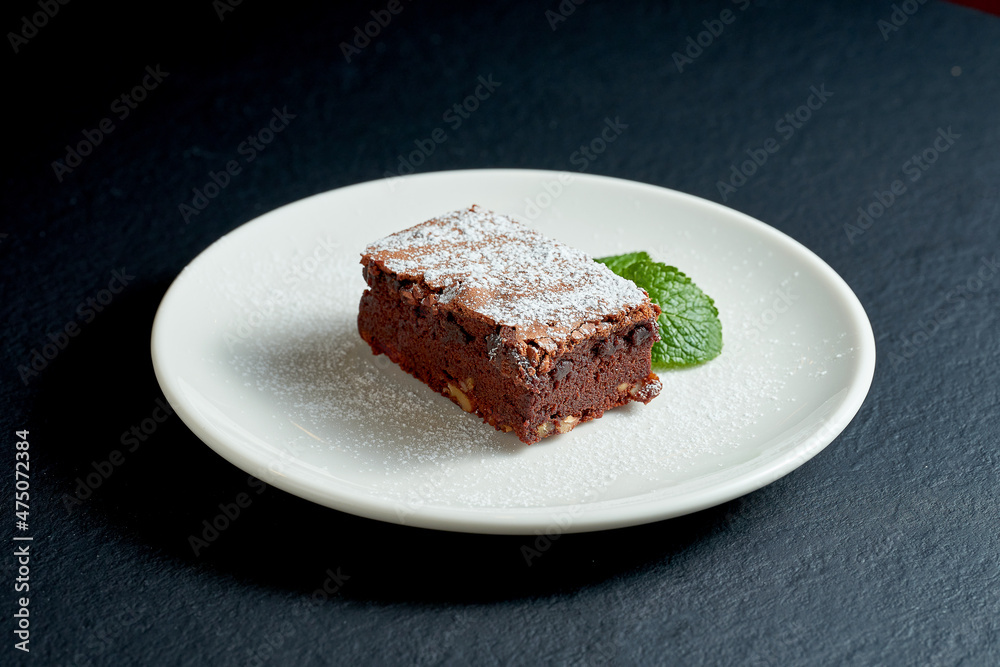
[596,253,722,369]
[594,251,651,275]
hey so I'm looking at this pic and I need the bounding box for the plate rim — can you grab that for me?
[151,168,876,535]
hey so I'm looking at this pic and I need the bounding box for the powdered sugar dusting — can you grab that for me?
[365,206,648,340]
[214,232,857,511]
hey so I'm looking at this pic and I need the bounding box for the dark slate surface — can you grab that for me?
[3,0,999,664]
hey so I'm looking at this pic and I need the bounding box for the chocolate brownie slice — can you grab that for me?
[358,205,661,445]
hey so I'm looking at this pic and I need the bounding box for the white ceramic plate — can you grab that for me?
[151,169,875,534]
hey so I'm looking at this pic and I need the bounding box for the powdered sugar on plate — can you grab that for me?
[220,228,851,510]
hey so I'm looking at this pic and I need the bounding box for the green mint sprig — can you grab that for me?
[596,252,722,369]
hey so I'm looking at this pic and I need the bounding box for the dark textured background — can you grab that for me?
[3,0,999,664]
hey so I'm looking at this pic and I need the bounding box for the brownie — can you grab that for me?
[357,205,662,445]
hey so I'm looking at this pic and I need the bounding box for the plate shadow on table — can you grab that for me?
[32,282,766,605]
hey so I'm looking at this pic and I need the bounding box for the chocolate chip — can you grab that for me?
[629,325,651,347]
[597,336,623,357]
[554,360,573,382]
